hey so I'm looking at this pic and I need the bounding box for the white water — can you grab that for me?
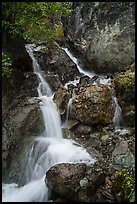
[63,91,75,125]
[2,44,95,202]
[113,96,123,131]
[63,47,112,88]
[65,97,73,122]
[63,48,96,79]
[64,78,80,89]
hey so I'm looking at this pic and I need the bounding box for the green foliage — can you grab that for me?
[114,65,135,93]
[113,169,135,202]
[2,2,73,44]
[2,52,12,78]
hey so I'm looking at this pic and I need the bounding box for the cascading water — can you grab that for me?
[63,47,112,88]
[113,96,123,131]
[63,46,123,132]
[2,44,95,202]
[63,48,96,79]
[62,95,73,129]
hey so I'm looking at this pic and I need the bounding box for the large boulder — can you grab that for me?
[2,102,45,185]
[71,84,115,125]
[63,2,135,74]
[46,162,106,202]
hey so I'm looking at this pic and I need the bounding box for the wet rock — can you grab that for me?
[73,124,92,135]
[62,119,79,130]
[46,163,86,201]
[46,161,106,202]
[35,44,81,85]
[79,75,92,86]
[2,67,44,184]
[53,87,70,115]
[63,2,135,75]
[43,73,63,91]
[71,84,115,125]
[53,197,68,202]
[113,151,135,171]
[112,140,128,158]
[2,103,45,184]
[123,110,135,127]
[62,128,74,139]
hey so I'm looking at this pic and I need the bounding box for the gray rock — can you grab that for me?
[35,44,81,86]
[46,162,106,202]
[113,151,135,171]
[2,68,45,184]
[112,140,128,158]
[63,2,135,74]
[2,103,45,184]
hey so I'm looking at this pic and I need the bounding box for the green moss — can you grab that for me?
[130,63,135,72]
[56,25,64,39]
[113,65,135,93]
[113,169,135,202]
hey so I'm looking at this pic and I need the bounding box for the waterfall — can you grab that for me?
[113,96,123,131]
[62,47,96,79]
[62,90,75,128]
[2,44,95,202]
[65,97,73,122]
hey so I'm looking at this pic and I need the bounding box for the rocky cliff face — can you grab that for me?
[63,2,135,74]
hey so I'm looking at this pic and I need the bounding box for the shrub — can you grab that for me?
[2,52,12,78]
[112,169,135,202]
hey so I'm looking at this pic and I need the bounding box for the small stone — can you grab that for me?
[79,177,89,188]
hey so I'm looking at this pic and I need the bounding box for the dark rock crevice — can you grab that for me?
[2,29,33,72]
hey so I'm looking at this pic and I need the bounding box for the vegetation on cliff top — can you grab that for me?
[2,2,72,77]
[2,2,72,44]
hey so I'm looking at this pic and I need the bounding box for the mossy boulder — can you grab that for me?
[71,84,115,125]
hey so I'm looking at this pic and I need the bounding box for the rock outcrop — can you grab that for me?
[63,2,135,74]
[34,44,81,89]
[2,68,45,185]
